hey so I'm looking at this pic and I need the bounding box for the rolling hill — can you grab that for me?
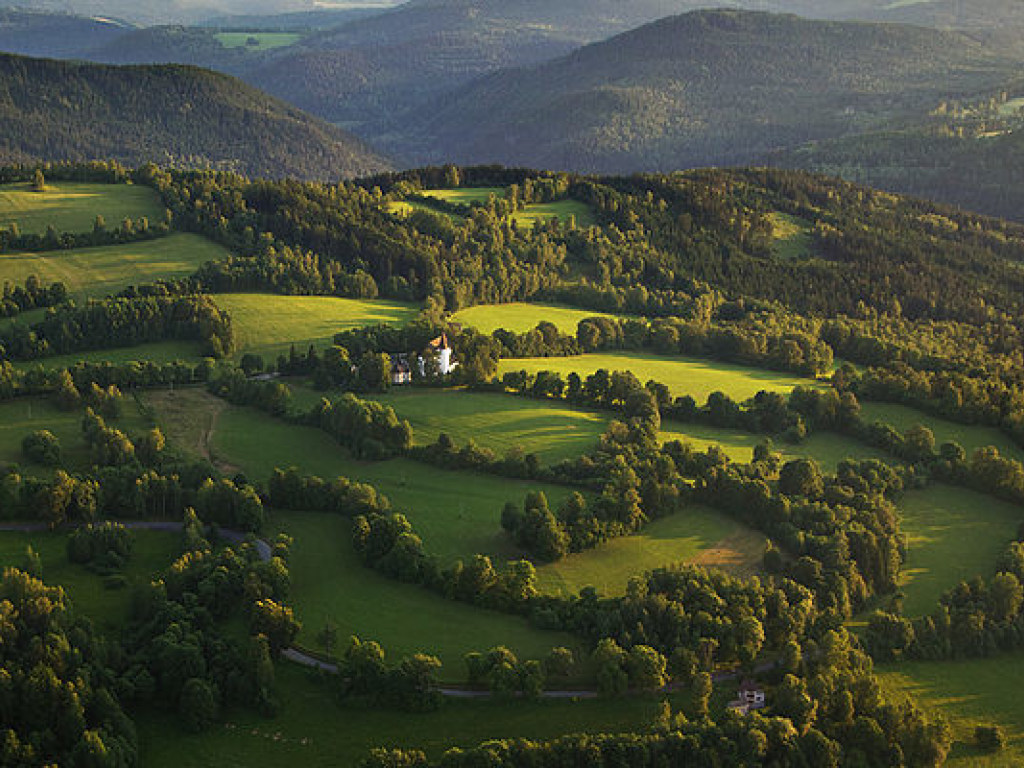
[0,9,133,58]
[392,10,1017,173]
[0,53,390,179]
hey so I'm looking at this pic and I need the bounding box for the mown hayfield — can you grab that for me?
[138,664,675,768]
[860,401,1024,462]
[660,421,893,470]
[12,340,202,371]
[366,388,608,464]
[0,182,164,235]
[193,400,583,561]
[452,302,621,334]
[273,511,584,679]
[0,528,180,635]
[535,505,766,597]
[0,234,228,300]
[212,293,419,359]
[897,485,1022,618]
[0,397,148,476]
[215,31,302,50]
[879,654,1024,766]
[499,351,819,403]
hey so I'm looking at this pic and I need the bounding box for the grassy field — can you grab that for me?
[365,389,607,464]
[660,420,892,470]
[897,485,1022,617]
[499,351,820,404]
[419,188,506,205]
[0,528,180,635]
[138,663,675,768]
[140,389,228,466]
[0,234,228,300]
[274,511,584,677]
[879,653,1024,766]
[860,401,1024,462]
[212,294,419,359]
[513,200,596,228]
[0,396,148,476]
[215,32,302,50]
[12,341,202,371]
[0,182,164,235]
[452,302,621,334]
[535,505,765,597]
[767,212,814,259]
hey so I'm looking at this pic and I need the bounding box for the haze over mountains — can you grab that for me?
[0,53,389,179]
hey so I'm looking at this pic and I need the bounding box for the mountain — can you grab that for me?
[392,10,1017,173]
[0,9,133,57]
[0,53,391,179]
[0,1,328,26]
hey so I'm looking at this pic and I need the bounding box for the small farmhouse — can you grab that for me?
[726,680,766,716]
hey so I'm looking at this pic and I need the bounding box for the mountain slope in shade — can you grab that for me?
[395,10,1017,172]
[0,53,391,179]
[0,9,133,58]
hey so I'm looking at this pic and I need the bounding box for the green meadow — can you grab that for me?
[879,653,1024,766]
[0,182,164,235]
[767,212,814,259]
[897,485,1022,618]
[452,302,621,334]
[860,401,1024,462]
[0,234,228,300]
[12,341,203,371]
[512,200,596,228]
[366,388,608,463]
[499,351,820,403]
[274,511,584,678]
[534,505,766,597]
[215,32,302,50]
[0,528,180,636]
[420,188,506,205]
[138,664,673,768]
[212,294,419,359]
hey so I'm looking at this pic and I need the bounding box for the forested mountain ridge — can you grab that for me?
[0,53,391,179]
[0,9,133,58]
[394,10,1016,173]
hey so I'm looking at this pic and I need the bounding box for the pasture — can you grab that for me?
[859,401,1024,462]
[138,664,674,768]
[499,351,820,404]
[366,388,608,463]
[419,187,506,205]
[412,189,595,226]
[0,182,164,235]
[879,653,1024,766]
[215,32,302,50]
[212,293,419,359]
[535,505,766,597]
[274,511,584,678]
[452,302,620,334]
[767,212,814,259]
[0,528,180,636]
[12,340,202,371]
[897,485,1022,617]
[0,234,228,300]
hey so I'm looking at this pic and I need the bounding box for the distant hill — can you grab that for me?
[0,1,316,26]
[0,53,391,179]
[394,10,1017,173]
[0,9,133,57]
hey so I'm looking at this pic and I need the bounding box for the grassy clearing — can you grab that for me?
[212,294,419,359]
[879,653,1024,766]
[452,302,621,335]
[860,401,1024,462]
[897,485,1022,617]
[0,234,228,300]
[0,182,164,235]
[998,96,1024,116]
[215,31,302,50]
[660,421,892,470]
[419,188,506,205]
[499,351,819,404]
[138,663,673,768]
[0,528,180,635]
[535,505,765,597]
[12,341,202,371]
[0,397,148,476]
[513,200,596,228]
[767,212,814,259]
[273,511,584,679]
[365,388,608,464]
[140,388,228,466]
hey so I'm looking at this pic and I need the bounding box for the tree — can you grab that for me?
[317,619,340,658]
[22,430,61,466]
[179,678,218,732]
[544,647,574,679]
[690,671,712,719]
[251,599,301,655]
[627,645,667,692]
[31,168,45,191]
[593,638,628,696]
[975,724,1005,752]
[779,459,824,498]
[21,545,42,578]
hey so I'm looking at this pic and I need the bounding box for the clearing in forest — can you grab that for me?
[0,182,164,235]
[452,302,621,335]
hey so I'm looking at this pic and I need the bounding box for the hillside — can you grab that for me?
[0,53,390,179]
[394,10,1016,173]
[0,9,133,57]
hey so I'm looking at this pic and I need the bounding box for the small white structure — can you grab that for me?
[390,354,413,385]
[390,334,457,385]
[429,333,456,376]
[727,680,766,715]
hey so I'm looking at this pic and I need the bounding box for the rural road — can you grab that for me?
[0,520,768,699]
